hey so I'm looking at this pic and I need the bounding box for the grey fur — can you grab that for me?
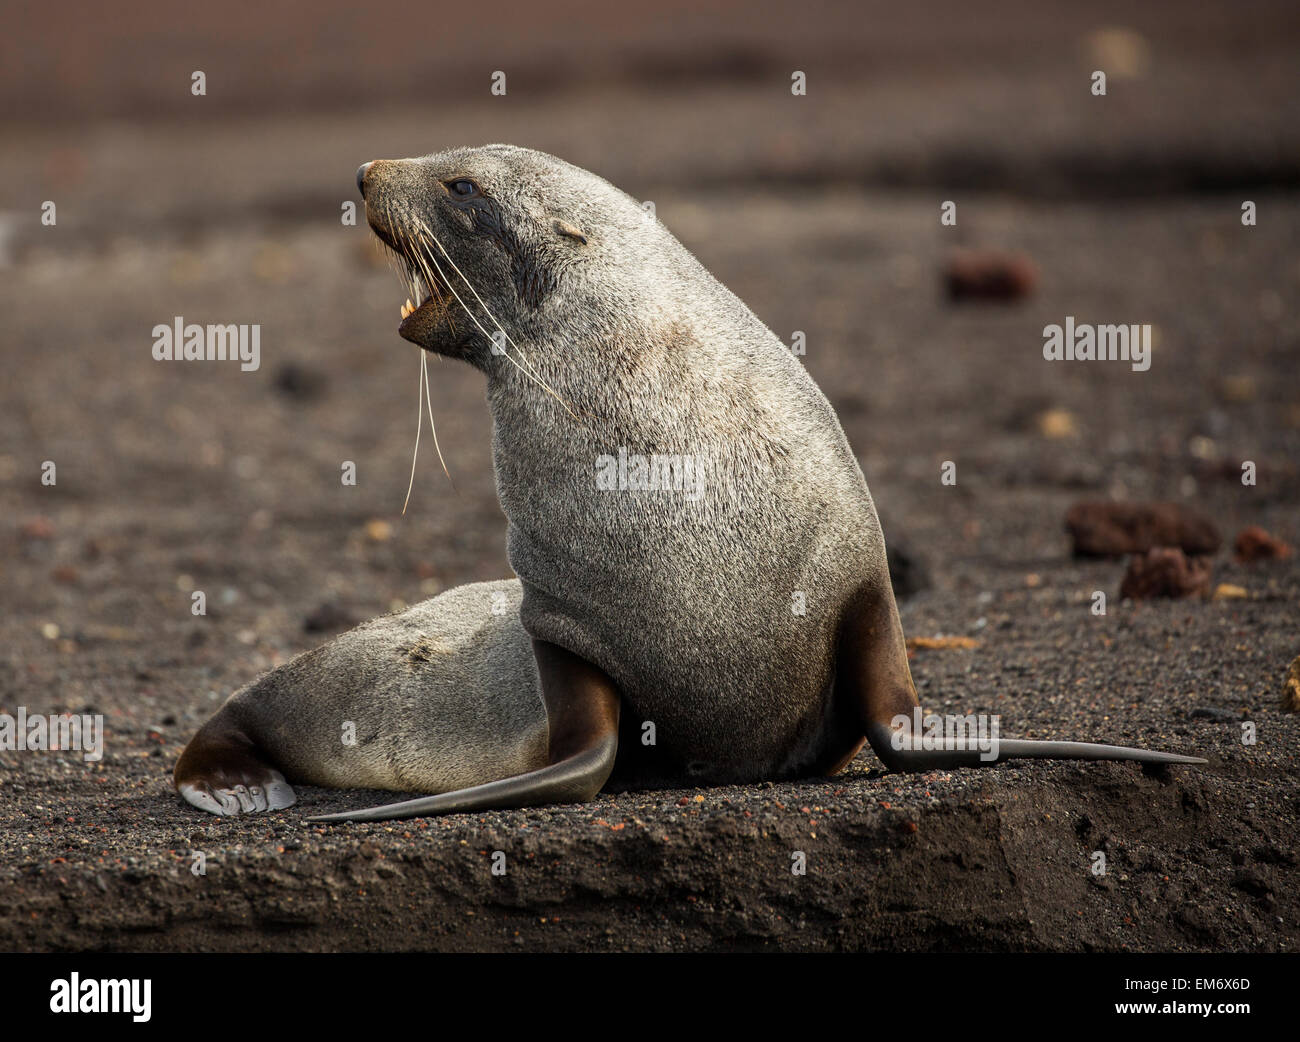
[367,144,882,782]
[216,580,546,793]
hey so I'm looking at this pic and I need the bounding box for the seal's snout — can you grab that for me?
[355,158,457,344]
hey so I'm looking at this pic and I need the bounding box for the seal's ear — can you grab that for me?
[553,219,588,245]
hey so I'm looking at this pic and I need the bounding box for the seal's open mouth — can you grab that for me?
[368,219,457,338]
[394,267,450,332]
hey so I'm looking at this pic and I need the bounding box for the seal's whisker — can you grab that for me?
[386,200,428,310]
[416,222,530,362]
[422,349,453,485]
[377,201,578,419]
[389,206,453,497]
[379,234,414,305]
[411,229,579,419]
[412,223,584,418]
[401,346,425,516]
[415,234,580,420]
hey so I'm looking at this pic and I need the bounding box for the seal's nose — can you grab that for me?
[356,162,373,199]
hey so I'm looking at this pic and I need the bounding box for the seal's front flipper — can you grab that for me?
[174,713,297,816]
[837,583,1205,773]
[308,639,620,823]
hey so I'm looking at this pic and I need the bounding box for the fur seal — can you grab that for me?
[174,145,1203,820]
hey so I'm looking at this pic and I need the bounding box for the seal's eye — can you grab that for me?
[447,179,478,198]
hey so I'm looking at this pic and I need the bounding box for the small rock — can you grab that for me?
[1119,547,1212,600]
[1035,408,1078,439]
[944,248,1038,302]
[365,519,393,543]
[1212,583,1248,600]
[1283,656,1300,714]
[274,361,328,401]
[1190,706,1239,723]
[21,516,54,540]
[1066,501,1221,557]
[1084,27,1149,79]
[886,539,931,598]
[304,602,358,633]
[1234,525,1292,563]
[1216,374,1257,403]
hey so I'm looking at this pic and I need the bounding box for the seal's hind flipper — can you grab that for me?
[174,713,297,816]
[309,639,620,823]
[837,582,1205,773]
[305,740,614,822]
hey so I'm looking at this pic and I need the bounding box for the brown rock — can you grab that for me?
[1066,501,1221,558]
[20,516,55,540]
[1211,583,1248,601]
[273,361,328,401]
[1119,547,1213,600]
[1234,525,1292,563]
[1284,656,1300,713]
[1035,408,1078,439]
[1216,374,1257,403]
[304,602,357,633]
[944,248,1038,302]
[364,519,393,542]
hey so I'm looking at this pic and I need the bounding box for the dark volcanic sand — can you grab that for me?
[0,1,1298,951]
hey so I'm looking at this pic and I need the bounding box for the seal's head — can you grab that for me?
[357,144,669,371]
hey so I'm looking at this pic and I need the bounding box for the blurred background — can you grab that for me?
[3,0,1298,735]
[3,0,1299,719]
[0,0,1298,950]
